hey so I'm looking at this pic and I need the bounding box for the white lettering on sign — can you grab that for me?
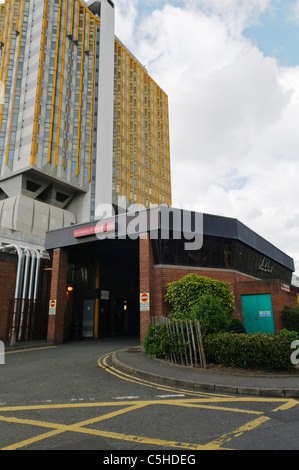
[259,311,271,318]
[74,222,115,238]
[49,300,57,316]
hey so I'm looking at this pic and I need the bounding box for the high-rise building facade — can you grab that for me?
[0,0,171,250]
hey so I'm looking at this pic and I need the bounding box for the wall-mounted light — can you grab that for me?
[67,286,74,292]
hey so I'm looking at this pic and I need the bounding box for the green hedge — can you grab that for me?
[281,305,299,333]
[143,324,298,371]
[203,330,298,371]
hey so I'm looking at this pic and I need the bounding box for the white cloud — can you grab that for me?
[293,0,299,23]
[114,0,299,274]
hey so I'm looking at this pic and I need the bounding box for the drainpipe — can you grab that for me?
[18,248,31,341]
[29,249,41,340]
[25,248,36,340]
[0,245,24,346]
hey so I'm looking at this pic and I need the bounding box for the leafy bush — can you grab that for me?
[143,324,186,359]
[165,274,234,319]
[281,305,299,333]
[203,330,299,371]
[190,295,232,335]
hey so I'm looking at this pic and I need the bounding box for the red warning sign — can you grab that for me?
[140,293,150,311]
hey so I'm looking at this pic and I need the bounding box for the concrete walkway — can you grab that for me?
[112,346,299,398]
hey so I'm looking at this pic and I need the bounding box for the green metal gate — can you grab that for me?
[241,294,275,334]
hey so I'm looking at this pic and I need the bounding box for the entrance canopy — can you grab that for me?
[45,206,294,274]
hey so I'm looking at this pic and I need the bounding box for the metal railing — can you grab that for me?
[150,316,207,369]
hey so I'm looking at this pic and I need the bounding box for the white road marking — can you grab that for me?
[115,396,140,400]
[155,394,186,398]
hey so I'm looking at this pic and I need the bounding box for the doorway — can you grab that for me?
[68,238,140,339]
[241,294,275,334]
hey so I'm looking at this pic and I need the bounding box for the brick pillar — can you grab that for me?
[47,248,68,345]
[139,234,154,343]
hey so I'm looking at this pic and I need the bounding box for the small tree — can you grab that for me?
[165,274,234,321]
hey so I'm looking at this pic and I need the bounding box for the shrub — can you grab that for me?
[165,274,234,319]
[203,330,299,371]
[281,305,299,333]
[190,295,231,335]
[143,323,186,359]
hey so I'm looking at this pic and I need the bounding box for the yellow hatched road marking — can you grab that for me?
[0,350,297,450]
[207,415,271,450]
[1,403,148,450]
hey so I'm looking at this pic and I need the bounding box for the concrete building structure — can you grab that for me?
[41,207,299,344]
[0,1,297,348]
[0,0,171,344]
[0,0,171,252]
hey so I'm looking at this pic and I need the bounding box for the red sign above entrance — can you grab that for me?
[74,222,115,238]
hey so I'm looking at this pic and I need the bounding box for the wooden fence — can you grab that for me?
[150,316,207,369]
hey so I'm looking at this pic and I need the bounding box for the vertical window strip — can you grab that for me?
[142,71,148,205]
[15,0,21,32]
[114,40,118,194]
[163,93,168,205]
[146,77,150,207]
[0,4,4,43]
[128,58,131,199]
[76,8,85,176]
[156,84,159,205]
[88,17,96,182]
[138,65,142,204]
[150,80,154,204]
[75,0,80,43]
[69,0,75,37]
[30,0,48,166]
[124,50,127,198]
[86,12,90,52]
[166,94,171,206]
[5,0,25,165]
[0,0,16,136]
[0,0,11,83]
[119,44,123,196]
[0,2,7,44]
[159,90,163,204]
[47,0,62,163]
[55,0,68,167]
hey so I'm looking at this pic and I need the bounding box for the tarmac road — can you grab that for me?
[0,338,299,453]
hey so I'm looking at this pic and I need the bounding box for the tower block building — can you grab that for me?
[0,0,172,249]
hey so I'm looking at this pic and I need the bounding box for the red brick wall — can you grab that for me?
[0,258,17,342]
[152,266,257,322]
[47,248,68,345]
[139,235,155,342]
[139,238,299,339]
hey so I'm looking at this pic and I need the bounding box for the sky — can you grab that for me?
[114,0,299,277]
[1,0,299,278]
